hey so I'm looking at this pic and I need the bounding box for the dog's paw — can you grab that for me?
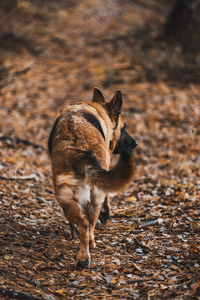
[99,208,110,223]
[76,257,90,270]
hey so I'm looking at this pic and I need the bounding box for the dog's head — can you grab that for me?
[92,88,137,154]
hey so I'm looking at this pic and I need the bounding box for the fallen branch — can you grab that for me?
[0,174,42,181]
[0,288,42,300]
[0,269,41,289]
[137,218,164,228]
[113,208,136,218]
[0,135,45,150]
[127,277,165,284]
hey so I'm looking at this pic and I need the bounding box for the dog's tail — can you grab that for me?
[75,151,135,193]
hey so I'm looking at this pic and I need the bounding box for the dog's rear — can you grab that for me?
[48,88,137,269]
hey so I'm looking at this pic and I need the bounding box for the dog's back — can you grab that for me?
[49,102,112,172]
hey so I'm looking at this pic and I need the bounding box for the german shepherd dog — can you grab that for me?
[48,88,137,270]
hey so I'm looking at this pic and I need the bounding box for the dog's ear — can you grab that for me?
[92,88,105,103]
[109,90,123,119]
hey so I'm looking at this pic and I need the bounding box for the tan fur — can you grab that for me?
[48,88,136,269]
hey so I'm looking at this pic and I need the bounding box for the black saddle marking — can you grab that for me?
[82,112,106,141]
[48,116,60,154]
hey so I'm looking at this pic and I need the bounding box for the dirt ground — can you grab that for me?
[1,0,200,299]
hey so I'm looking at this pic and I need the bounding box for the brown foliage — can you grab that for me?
[0,0,200,299]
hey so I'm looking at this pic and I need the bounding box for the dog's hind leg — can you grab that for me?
[60,201,90,270]
[99,196,110,223]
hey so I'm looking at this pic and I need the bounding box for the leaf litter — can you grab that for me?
[0,0,200,299]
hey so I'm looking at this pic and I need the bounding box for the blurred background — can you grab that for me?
[1,1,200,298]
[0,0,199,180]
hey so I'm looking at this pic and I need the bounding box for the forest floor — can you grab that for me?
[1,0,200,299]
